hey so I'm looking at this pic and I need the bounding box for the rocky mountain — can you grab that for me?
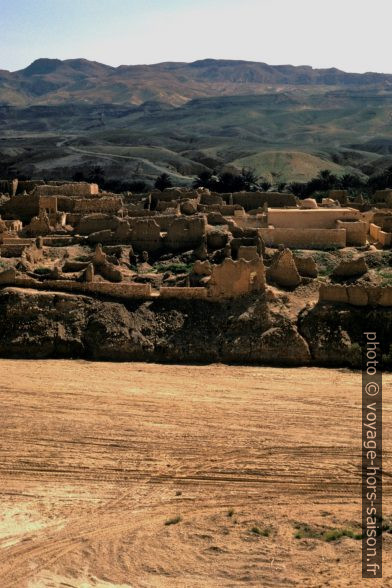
[1,58,392,106]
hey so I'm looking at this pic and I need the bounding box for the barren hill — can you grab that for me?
[1,58,392,184]
[1,57,392,106]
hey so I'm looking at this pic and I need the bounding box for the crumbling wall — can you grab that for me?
[318,284,392,306]
[156,200,179,212]
[260,228,346,249]
[39,195,58,214]
[77,214,121,235]
[374,189,392,206]
[165,216,206,251]
[33,183,99,198]
[2,193,40,222]
[0,179,18,196]
[200,193,224,205]
[232,192,296,210]
[128,218,162,252]
[0,267,16,284]
[328,190,348,205]
[151,214,180,232]
[238,246,259,261]
[160,287,208,299]
[5,276,152,299]
[42,236,74,246]
[208,257,265,299]
[0,237,35,257]
[16,180,45,194]
[73,197,123,214]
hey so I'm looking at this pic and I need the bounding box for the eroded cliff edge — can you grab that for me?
[0,287,390,368]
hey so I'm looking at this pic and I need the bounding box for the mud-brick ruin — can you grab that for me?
[1,179,392,367]
[0,179,392,306]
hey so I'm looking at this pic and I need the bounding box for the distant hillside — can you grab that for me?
[1,58,392,106]
[0,58,392,185]
[228,151,346,183]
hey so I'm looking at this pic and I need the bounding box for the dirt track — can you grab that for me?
[0,361,390,587]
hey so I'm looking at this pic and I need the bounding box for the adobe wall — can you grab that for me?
[160,286,208,299]
[77,214,121,235]
[268,208,360,229]
[42,235,74,246]
[238,246,259,261]
[152,188,197,204]
[1,236,35,245]
[156,200,179,212]
[369,223,392,246]
[126,209,156,217]
[335,220,367,246]
[232,192,296,210]
[39,195,58,214]
[33,183,99,198]
[128,218,162,252]
[0,179,18,196]
[6,276,152,299]
[0,268,16,284]
[57,196,76,213]
[2,193,40,222]
[165,216,206,251]
[200,193,224,205]
[219,205,244,216]
[151,214,180,232]
[0,243,30,257]
[374,189,392,205]
[208,257,265,299]
[319,284,392,306]
[369,223,380,240]
[73,197,123,214]
[265,192,297,207]
[260,228,346,249]
[16,180,45,194]
[371,211,392,228]
[328,190,348,205]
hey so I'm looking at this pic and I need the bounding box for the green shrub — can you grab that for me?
[293,522,362,541]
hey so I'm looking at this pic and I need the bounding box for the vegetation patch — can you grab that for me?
[312,251,336,276]
[378,269,392,286]
[250,525,270,537]
[293,522,362,541]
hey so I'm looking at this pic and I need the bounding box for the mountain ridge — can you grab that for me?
[1,57,392,107]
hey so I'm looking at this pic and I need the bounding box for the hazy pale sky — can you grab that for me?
[1,0,391,73]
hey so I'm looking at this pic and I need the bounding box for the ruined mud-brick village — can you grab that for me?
[0,178,391,367]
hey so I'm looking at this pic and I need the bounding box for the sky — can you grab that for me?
[1,0,391,73]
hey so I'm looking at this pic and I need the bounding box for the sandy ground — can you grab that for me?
[0,361,390,588]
